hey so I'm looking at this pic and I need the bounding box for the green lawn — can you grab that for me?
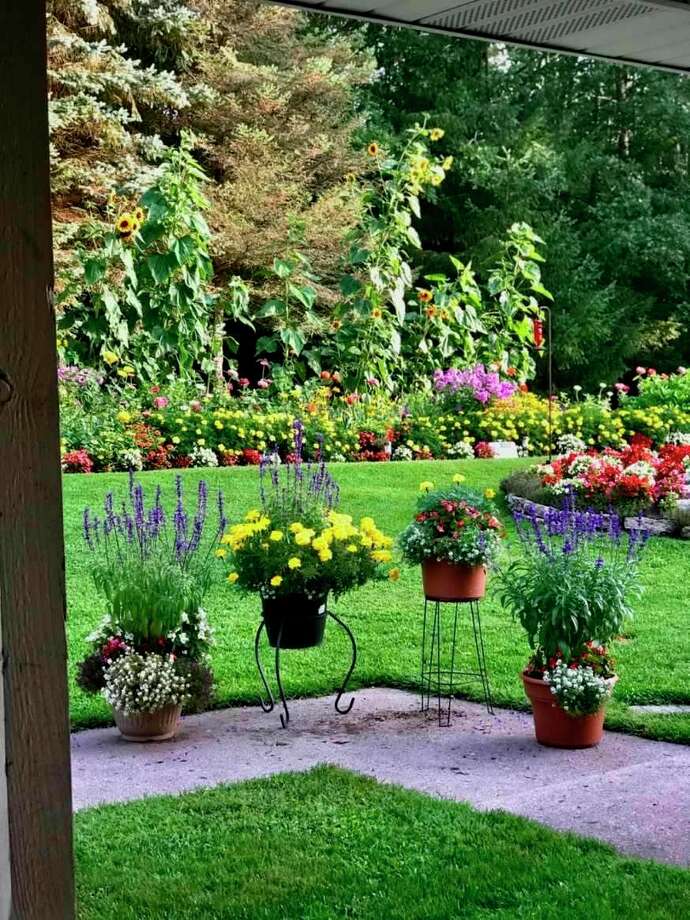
[75,766,689,919]
[65,459,690,743]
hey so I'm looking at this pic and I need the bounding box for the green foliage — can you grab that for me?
[625,368,690,410]
[58,134,215,379]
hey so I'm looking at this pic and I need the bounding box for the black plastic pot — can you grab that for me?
[261,594,328,649]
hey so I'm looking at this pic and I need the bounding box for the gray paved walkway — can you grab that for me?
[71,688,690,867]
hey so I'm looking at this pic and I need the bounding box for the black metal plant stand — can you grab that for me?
[420,597,494,727]
[254,607,357,728]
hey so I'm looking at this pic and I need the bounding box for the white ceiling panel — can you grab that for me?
[271,1,690,73]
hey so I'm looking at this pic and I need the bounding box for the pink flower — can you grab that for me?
[647,368,657,376]
[366,377,380,388]
[239,377,250,388]
[614,383,629,393]
[153,396,169,409]
[257,378,271,389]
[635,366,646,375]
[189,400,202,412]
[678,366,687,375]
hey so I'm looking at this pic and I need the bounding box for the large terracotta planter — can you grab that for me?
[421,560,486,601]
[522,672,617,749]
[113,703,182,742]
[262,594,327,649]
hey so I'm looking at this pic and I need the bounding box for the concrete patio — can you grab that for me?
[71,688,690,867]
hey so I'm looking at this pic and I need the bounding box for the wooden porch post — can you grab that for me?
[0,1,75,917]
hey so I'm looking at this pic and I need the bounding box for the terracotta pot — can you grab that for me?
[261,594,328,649]
[522,671,617,749]
[113,703,182,742]
[421,560,486,601]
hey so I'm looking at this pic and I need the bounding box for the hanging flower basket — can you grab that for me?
[522,672,618,749]
[113,703,182,742]
[421,560,486,601]
[262,595,328,649]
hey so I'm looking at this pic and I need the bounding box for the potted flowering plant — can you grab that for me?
[223,421,394,649]
[498,499,648,748]
[77,475,224,741]
[398,480,505,601]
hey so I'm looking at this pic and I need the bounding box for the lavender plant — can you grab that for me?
[82,474,226,644]
[498,495,649,666]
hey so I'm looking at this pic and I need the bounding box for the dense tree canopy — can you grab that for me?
[50,1,690,389]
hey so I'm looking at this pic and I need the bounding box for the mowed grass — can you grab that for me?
[75,766,690,920]
[64,460,690,743]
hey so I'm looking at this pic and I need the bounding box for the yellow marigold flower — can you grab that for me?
[346,544,358,553]
[318,549,333,563]
[388,568,401,582]
[453,473,466,484]
[295,529,314,546]
[102,349,119,366]
[367,142,380,157]
[227,572,239,584]
[360,516,375,532]
[215,421,224,430]
[221,534,233,545]
[245,510,261,522]
[484,488,496,500]
[443,156,454,170]
[430,128,445,141]
[288,557,302,570]
[215,548,227,559]
[289,522,304,533]
[372,549,392,563]
[269,530,284,542]
[117,366,135,378]
[116,410,130,424]
[270,575,283,587]
[419,481,434,493]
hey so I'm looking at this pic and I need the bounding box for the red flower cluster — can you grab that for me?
[62,450,94,474]
[541,440,690,508]
[474,441,495,459]
[415,499,502,538]
[242,448,262,465]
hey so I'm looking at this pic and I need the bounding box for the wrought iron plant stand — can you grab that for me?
[254,601,357,728]
[420,594,494,727]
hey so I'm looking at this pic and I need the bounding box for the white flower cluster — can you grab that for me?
[189,446,219,468]
[555,434,587,456]
[544,661,613,716]
[666,431,690,447]
[116,448,144,472]
[392,445,414,462]
[168,608,213,656]
[622,460,655,483]
[103,652,190,715]
[446,441,474,459]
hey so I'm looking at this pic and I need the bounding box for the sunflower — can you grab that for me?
[417,289,433,304]
[134,207,145,223]
[115,214,134,235]
[371,308,383,319]
[429,128,445,141]
[367,142,380,157]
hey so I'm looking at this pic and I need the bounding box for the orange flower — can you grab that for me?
[306,402,318,414]
[367,142,380,157]
[424,306,437,318]
[417,289,433,303]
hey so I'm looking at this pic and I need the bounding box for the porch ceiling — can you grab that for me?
[274,1,690,74]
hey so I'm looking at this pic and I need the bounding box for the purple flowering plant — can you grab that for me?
[82,474,225,646]
[498,493,649,671]
[433,364,516,409]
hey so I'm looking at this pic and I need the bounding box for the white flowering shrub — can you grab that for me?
[555,434,586,455]
[666,431,690,447]
[446,441,474,459]
[116,448,144,471]
[392,445,413,461]
[544,661,614,716]
[190,446,219,467]
[103,652,190,715]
